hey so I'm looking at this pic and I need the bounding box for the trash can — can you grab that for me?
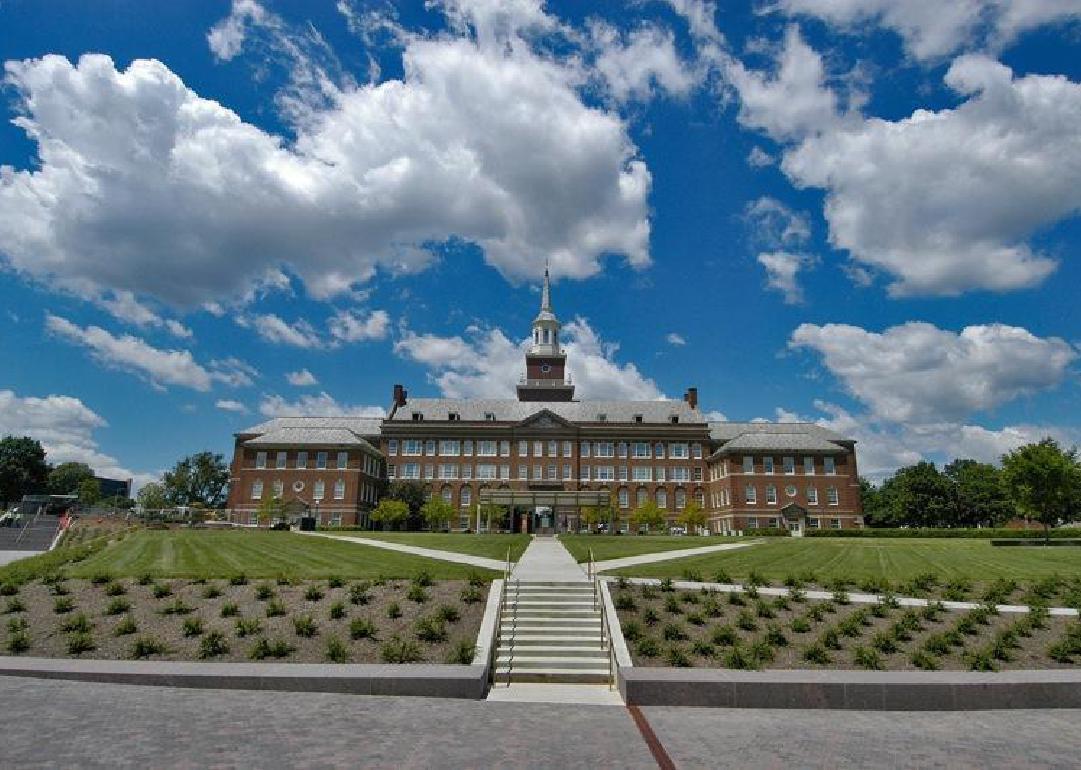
[299,516,316,532]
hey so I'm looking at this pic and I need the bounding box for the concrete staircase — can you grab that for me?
[494,581,610,684]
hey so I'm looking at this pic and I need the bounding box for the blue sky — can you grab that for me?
[0,0,1079,486]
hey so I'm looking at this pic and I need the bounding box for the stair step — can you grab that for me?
[497,656,609,669]
[495,646,606,657]
[506,636,607,646]
[493,667,611,684]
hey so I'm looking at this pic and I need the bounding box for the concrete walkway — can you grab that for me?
[511,536,588,582]
[300,532,506,571]
[486,683,624,706]
[0,550,43,567]
[593,540,759,572]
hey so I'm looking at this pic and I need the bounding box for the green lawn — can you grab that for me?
[559,534,712,563]
[608,538,1081,586]
[64,530,498,580]
[343,532,531,562]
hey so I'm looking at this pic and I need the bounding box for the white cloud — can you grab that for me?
[209,357,258,388]
[789,321,1078,424]
[215,399,248,413]
[745,196,810,247]
[286,369,319,387]
[747,146,775,167]
[207,0,267,61]
[589,20,700,104]
[393,318,665,400]
[97,291,192,339]
[258,391,385,417]
[0,7,651,309]
[241,314,323,349]
[782,56,1078,296]
[328,309,389,343]
[769,0,1081,62]
[666,332,686,346]
[757,251,816,304]
[0,389,154,487]
[703,409,728,422]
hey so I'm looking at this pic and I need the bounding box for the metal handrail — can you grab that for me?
[596,576,615,690]
[504,578,518,687]
[13,505,42,547]
[489,548,512,685]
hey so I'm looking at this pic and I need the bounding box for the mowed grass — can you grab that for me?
[559,535,712,563]
[608,538,1081,585]
[65,530,498,580]
[347,532,531,561]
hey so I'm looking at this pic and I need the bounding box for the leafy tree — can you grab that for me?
[421,497,455,531]
[255,494,284,527]
[163,452,229,508]
[875,462,953,528]
[137,482,168,511]
[858,477,885,525]
[386,480,427,531]
[0,436,48,504]
[630,500,665,534]
[1002,439,1081,541]
[77,477,101,506]
[677,501,707,533]
[579,506,601,532]
[943,459,1014,527]
[47,462,95,496]
[371,499,409,530]
[479,502,505,532]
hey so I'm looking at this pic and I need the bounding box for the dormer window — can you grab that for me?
[670,415,679,424]
[448,412,460,421]
[411,412,423,421]
[597,413,607,422]
[484,412,496,421]
[634,414,643,423]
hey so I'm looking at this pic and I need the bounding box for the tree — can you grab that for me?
[47,462,95,496]
[421,497,455,531]
[677,501,707,533]
[163,452,229,508]
[371,499,409,530]
[0,436,48,504]
[137,482,168,511]
[479,503,504,533]
[630,500,665,534]
[874,462,953,527]
[858,477,885,525]
[255,494,284,527]
[1002,438,1081,542]
[579,506,601,532]
[386,480,427,531]
[77,477,101,507]
[943,459,1014,527]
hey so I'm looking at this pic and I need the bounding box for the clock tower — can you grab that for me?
[517,264,575,402]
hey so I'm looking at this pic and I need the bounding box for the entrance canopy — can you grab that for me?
[478,489,610,508]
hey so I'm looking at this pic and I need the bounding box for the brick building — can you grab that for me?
[227,268,863,532]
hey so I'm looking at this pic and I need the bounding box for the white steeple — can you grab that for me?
[530,262,561,355]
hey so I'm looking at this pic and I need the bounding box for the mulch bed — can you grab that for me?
[2,577,485,664]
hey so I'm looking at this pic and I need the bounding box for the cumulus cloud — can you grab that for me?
[666,332,686,346]
[98,291,192,339]
[589,20,700,104]
[258,392,385,417]
[328,309,389,343]
[789,321,1078,424]
[215,399,248,413]
[393,318,665,401]
[758,251,816,304]
[745,196,816,303]
[746,146,775,167]
[0,389,153,486]
[782,56,1078,296]
[240,314,323,349]
[286,369,319,386]
[0,3,651,310]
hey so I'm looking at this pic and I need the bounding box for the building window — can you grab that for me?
[462,465,473,480]
[423,464,434,480]
[387,464,397,479]
[423,440,435,456]
[670,467,689,483]
[334,479,345,500]
[316,452,328,469]
[745,484,757,504]
[827,486,839,506]
[694,489,704,508]
[518,440,528,457]
[825,456,836,475]
[692,467,703,482]
[477,464,497,480]
[655,466,666,483]
[533,464,541,479]
[441,485,453,503]
[500,465,510,480]
[675,489,686,510]
[463,440,474,456]
[580,465,591,481]
[562,441,573,458]
[804,456,814,474]
[632,442,650,459]
[313,480,325,500]
[255,452,267,469]
[337,451,349,470]
[562,464,571,480]
[439,464,459,480]
[636,487,648,506]
[830,517,842,529]
[477,441,497,457]
[548,440,558,457]
[618,466,628,481]
[617,442,628,458]
[618,487,629,508]
[766,484,777,504]
[402,440,421,456]
[545,464,556,480]
[533,441,543,457]
[251,480,263,500]
[654,442,665,459]
[656,489,667,509]
[580,441,590,458]
[274,451,286,470]
[460,487,472,507]
[596,466,615,482]
[440,440,460,456]
[296,451,308,469]
[783,456,795,474]
[807,487,818,505]
[632,466,651,482]
[763,456,775,474]
[401,463,420,480]
[669,443,688,459]
[742,456,753,473]
[388,440,398,456]
[518,465,528,480]
[500,440,510,457]
[272,479,283,498]
[747,517,759,530]
[807,517,820,529]
[692,443,703,460]
[595,442,614,458]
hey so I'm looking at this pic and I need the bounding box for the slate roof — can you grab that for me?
[238,417,383,454]
[240,416,383,437]
[387,398,706,424]
[707,421,852,454]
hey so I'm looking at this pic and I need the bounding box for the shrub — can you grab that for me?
[755,600,776,619]
[791,616,811,633]
[666,645,693,667]
[642,608,660,626]
[764,625,788,647]
[229,574,248,586]
[6,631,29,653]
[711,625,738,647]
[702,597,723,618]
[327,575,345,589]
[802,642,830,664]
[436,604,460,623]
[956,616,978,636]
[220,602,240,618]
[265,599,286,618]
[7,617,28,633]
[349,618,378,640]
[747,570,769,587]
[832,589,851,605]
[349,584,371,605]
[130,636,166,659]
[965,648,997,672]
[0,583,17,596]
[66,631,96,655]
[664,596,682,614]
[807,604,827,623]
[622,620,644,642]
[615,594,637,612]
[745,585,759,600]
[276,575,294,586]
[104,597,131,616]
[202,584,222,599]
[920,601,945,622]
[235,618,262,637]
[662,622,688,641]
[679,591,700,605]
[254,583,275,601]
[681,568,703,582]
[113,615,137,636]
[151,583,172,599]
[910,650,940,671]
[304,586,325,602]
[820,627,841,650]
[414,616,447,643]
[772,595,790,611]
[293,615,318,638]
[982,578,1018,604]
[137,573,154,586]
[328,601,347,620]
[713,569,732,584]
[323,635,350,663]
[53,596,74,614]
[249,637,295,660]
[1048,640,1076,664]
[412,570,434,588]
[3,598,25,614]
[460,585,483,604]
[182,616,205,637]
[1026,605,1050,631]
[724,644,758,670]
[636,637,661,657]
[727,591,746,607]
[659,578,674,593]
[90,572,112,585]
[736,609,758,631]
[407,585,429,604]
[923,633,951,655]
[104,582,126,597]
[640,584,658,600]
[686,612,706,627]
[853,645,883,670]
[48,581,69,597]
[446,639,476,665]
[871,631,898,654]
[468,571,486,588]
[943,579,971,602]
[783,574,802,589]
[990,632,1017,662]
[691,640,716,658]
[60,613,93,634]
[198,630,229,659]
[160,599,193,616]
[381,635,422,663]
[387,602,402,619]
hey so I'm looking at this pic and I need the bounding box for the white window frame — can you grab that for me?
[477,440,497,457]
[476,464,498,480]
[255,452,267,470]
[745,484,757,504]
[632,466,652,482]
[296,451,308,469]
[825,456,837,475]
[742,456,753,473]
[763,456,775,474]
[313,480,325,500]
[783,456,795,475]
[632,442,650,459]
[440,440,461,457]
[275,451,287,470]
[337,451,349,470]
[669,443,689,459]
[827,486,839,506]
[251,480,263,500]
[766,484,778,505]
[333,479,345,500]
[580,441,590,458]
[401,463,420,480]
[402,440,422,456]
[804,456,815,475]
[562,441,573,458]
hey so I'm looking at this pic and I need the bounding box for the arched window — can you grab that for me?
[272,479,283,498]
[333,479,345,500]
[656,488,667,509]
[618,487,629,509]
[441,485,453,503]
[694,488,705,508]
[675,488,687,510]
[636,487,648,506]
[460,487,472,507]
[313,480,325,500]
[251,480,263,500]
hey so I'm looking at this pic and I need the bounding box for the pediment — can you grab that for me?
[516,409,574,431]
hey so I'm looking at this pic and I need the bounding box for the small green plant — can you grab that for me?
[764,625,788,647]
[713,568,731,584]
[702,597,723,618]
[202,584,222,599]
[460,585,483,604]
[182,616,205,637]
[686,612,705,627]
[304,585,325,602]
[151,583,172,599]
[636,637,661,657]
[802,642,830,664]
[350,617,378,640]
[711,625,738,647]
[104,597,131,616]
[137,573,154,586]
[754,600,776,619]
[622,620,644,642]
[691,640,716,658]
[662,622,688,641]
[920,601,945,622]
[820,627,841,650]
[724,644,758,670]
[727,591,746,607]
[327,575,345,589]
[446,639,476,665]
[736,609,757,631]
[160,599,193,616]
[220,602,240,618]
[329,601,347,620]
[229,574,248,586]
[254,583,275,601]
[412,570,434,588]
[679,591,700,605]
[235,617,262,637]
[380,635,422,663]
[6,630,29,654]
[90,572,112,585]
[749,638,776,666]
[407,585,429,604]
[3,597,26,614]
[104,582,126,597]
[666,645,693,667]
[642,608,660,626]
[7,617,28,633]
[772,595,790,611]
[293,614,318,638]
[640,584,658,600]
[436,604,460,623]
[113,615,137,636]
[681,568,704,583]
[415,615,448,643]
[349,582,372,605]
[276,575,294,586]
[964,648,997,672]
[387,602,402,619]
[468,571,486,588]
[853,645,883,670]
[60,613,93,634]
[130,635,166,659]
[923,633,951,655]
[0,583,17,596]
[53,596,74,614]
[943,578,971,602]
[910,649,940,670]
[659,578,675,593]
[66,631,96,655]
[745,585,759,600]
[249,637,295,660]
[832,589,851,605]
[664,595,682,614]
[747,570,768,587]
[871,631,898,654]
[615,594,637,612]
[325,636,350,663]
[791,616,811,633]
[198,630,229,658]
[265,598,286,617]
[48,581,69,597]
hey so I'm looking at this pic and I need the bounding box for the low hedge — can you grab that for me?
[806,527,1081,539]
[743,527,791,537]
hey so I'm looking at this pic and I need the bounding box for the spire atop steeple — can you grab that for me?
[540,260,551,313]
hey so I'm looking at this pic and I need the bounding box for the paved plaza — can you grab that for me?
[0,549,43,567]
[4,677,1081,769]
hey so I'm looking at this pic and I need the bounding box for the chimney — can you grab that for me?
[390,384,409,418]
[683,387,698,410]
